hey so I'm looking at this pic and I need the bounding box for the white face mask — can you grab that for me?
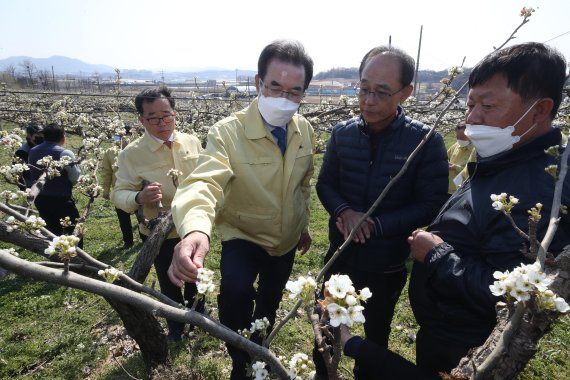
[464,99,539,158]
[258,93,300,127]
[456,139,471,148]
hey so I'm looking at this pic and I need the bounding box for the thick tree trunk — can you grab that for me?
[111,211,175,373]
[128,211,174,283]
[105,297,170,372]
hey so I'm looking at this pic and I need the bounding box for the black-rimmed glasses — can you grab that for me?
[356,84,403,101]
[144,114,175,126]
[260,80,304,102]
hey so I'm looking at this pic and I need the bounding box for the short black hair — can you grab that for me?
[134,86,175,115]
[469,42,567,119]
[359,46,416,87]
[25,123,42,136]
[258,39,314,90]
[42,123,65,143]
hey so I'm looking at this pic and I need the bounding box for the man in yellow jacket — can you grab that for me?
[100,129,134,249]
[168,40,315,379]
[112,86,203,341]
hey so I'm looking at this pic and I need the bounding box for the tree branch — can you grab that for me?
[0,250,291,379]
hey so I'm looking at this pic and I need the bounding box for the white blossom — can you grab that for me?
[492,201,504,211]
[326,303,349,327]
[325,274,353,299]
[44,235,81,258]
[490,261,567,313]
[554,296,570,313]
[347,305,366,325]
[285,275,317,303]
[98,267,123,283]
[196,268,216,295]
[287,352,314,379]
[358,287,372,302]
[250,361,269,380]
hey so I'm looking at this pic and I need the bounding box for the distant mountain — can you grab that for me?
[0,55,258,81]
[121,68,257,82]
[0,56,115,75]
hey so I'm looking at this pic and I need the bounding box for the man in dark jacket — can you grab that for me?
[14,123,43,189]
[29,123,82,245]
[408,42,570,376]
[315,45,448,378]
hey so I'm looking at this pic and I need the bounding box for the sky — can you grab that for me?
[1,0,569,74]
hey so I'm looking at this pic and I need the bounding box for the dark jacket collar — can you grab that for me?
[357,106,405,137]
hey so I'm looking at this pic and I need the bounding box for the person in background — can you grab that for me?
[100,126,134,249]
[112,86,203,341]
[408,42,570,377]
[314,45,449,379]
[446,123,474,193]
[15,123,43,189]
[168,40,315,379]
[28,123,82,246]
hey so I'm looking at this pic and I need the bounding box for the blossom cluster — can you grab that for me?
[44,235,81,259]
[321,274,371,327]
[520,6,535,18]
[76,173,103,197]
[5,215,46,235]
[82,137,100,151]
[98,267,124,283]
[196,267,216,295]
[81,136,105,156]
[249,353,315,380]
[5,247,19,257]
[287,353,315,380]
[527,203,543,223]
[490,261,569,313]
[0,163,29,183]
[60,216,73,228]
[0,189,28,204]
[545,164,559,179]
[448,66,464,77]
[544,145,561,158]
[249,361,269,380]
[35,155,75,179]
[80,158,99,172]
[0,132,23,149]
[285,275,317,304]
[238,317,270,339]
[490,193,519,213]
[167,168,183,181]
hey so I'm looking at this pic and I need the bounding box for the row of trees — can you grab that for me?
[0,60,122,93]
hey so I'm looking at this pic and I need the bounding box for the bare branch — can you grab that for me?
[0,250,290,379]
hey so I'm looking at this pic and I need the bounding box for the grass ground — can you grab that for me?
[0,128,569,379]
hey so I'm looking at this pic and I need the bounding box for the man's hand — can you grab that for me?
[336,208,376,243]
[407,230,444,263]
[168,231,210,287]
[137,182,162,204]
[448,161,458,171]
[339,324,354,348]
[297,231,312,255]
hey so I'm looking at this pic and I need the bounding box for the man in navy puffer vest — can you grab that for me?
[315,45,448,379]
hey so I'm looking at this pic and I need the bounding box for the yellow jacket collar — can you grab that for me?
[144,130,177,152]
